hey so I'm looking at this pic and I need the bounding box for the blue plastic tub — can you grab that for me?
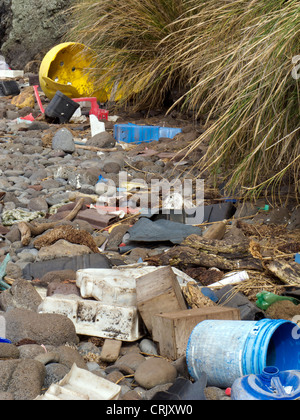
[186,319,300,388]
[231,366,300,400]
[114,123,181,144]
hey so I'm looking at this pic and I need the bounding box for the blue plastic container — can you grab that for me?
[231,366,300,400]
[0,337,11,344]
[114,123,181,144]
[186,319,300,388]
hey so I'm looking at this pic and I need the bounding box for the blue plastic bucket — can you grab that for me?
[186,319,300,388]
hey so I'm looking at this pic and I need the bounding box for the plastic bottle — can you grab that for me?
[256,291,300,311]
[0,55,10,70]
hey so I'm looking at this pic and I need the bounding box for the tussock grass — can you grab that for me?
[67,0,300,201]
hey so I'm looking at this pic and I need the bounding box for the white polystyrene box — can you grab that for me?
[76,266,196,306]
[36,364,121,400]
[38,294,143,342]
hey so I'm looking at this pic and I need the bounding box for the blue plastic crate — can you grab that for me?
[114,123,181,144]
[296,253,300,264]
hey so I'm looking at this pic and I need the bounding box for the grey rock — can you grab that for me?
[77,341,102,362]
[44,363,69,388]
[27,197,49,212]
[52,128,75,154]
[4,261,22,279]
[86,131,116,149]
[0,279,42,312]
[1,0,72,69]
[266,207,290,224]
[29,168,49,184]
[0,178,12,190]
[4,308,79,346]
[55,345,87,370]
[0,391,14,400]
[5,225,21,243]
[134,358,177,390]
[288,207,300,230]
[40,179,60,190]
[0,343,20,359]
[0,359,45,400]
[19,344,50,360]
[139,338,158,356]
[115,352,146,373]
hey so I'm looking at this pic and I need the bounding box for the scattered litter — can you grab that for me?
[114,123,182,144]
[256,290,300,311]
[45,90,80,124]
[186,318,300,388]
[208,271,249,288]
[89,114,105,137]
[39,42,108,102]
[36,363,121,400]
[73,97,109,120]
[231,366,300,400]
[0,70,24,78]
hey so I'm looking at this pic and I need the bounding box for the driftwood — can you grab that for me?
[182,234,250,256]
[266,261,300,286]
[182,282,217,308]
[18,198,85,246]
[145,234,263,271]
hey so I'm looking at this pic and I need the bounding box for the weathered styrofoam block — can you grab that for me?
[76,266,196,306]
[38,294,143,342]
[36,363,121,400]
[0,70,24,78]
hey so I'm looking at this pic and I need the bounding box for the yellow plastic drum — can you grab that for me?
[39,42,108,102]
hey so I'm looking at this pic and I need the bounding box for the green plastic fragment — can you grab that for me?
[258,205,270,211]
[256,290,300,311]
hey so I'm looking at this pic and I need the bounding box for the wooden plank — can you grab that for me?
[152,306,240,360]
[136,266,187,334]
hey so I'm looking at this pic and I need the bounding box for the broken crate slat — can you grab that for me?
[136,266,187,334]
[152,306,241,360]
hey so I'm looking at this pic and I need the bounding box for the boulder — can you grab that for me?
[4,308,79,346]
[134,358,177,389]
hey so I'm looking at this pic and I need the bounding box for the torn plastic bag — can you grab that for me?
[124,217,202,245]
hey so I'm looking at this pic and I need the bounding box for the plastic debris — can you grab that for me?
[231,366,300,400]
[114,123,182,144]
[39,42,108,102]
[256,291,300,311]
[36,363,121,400]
